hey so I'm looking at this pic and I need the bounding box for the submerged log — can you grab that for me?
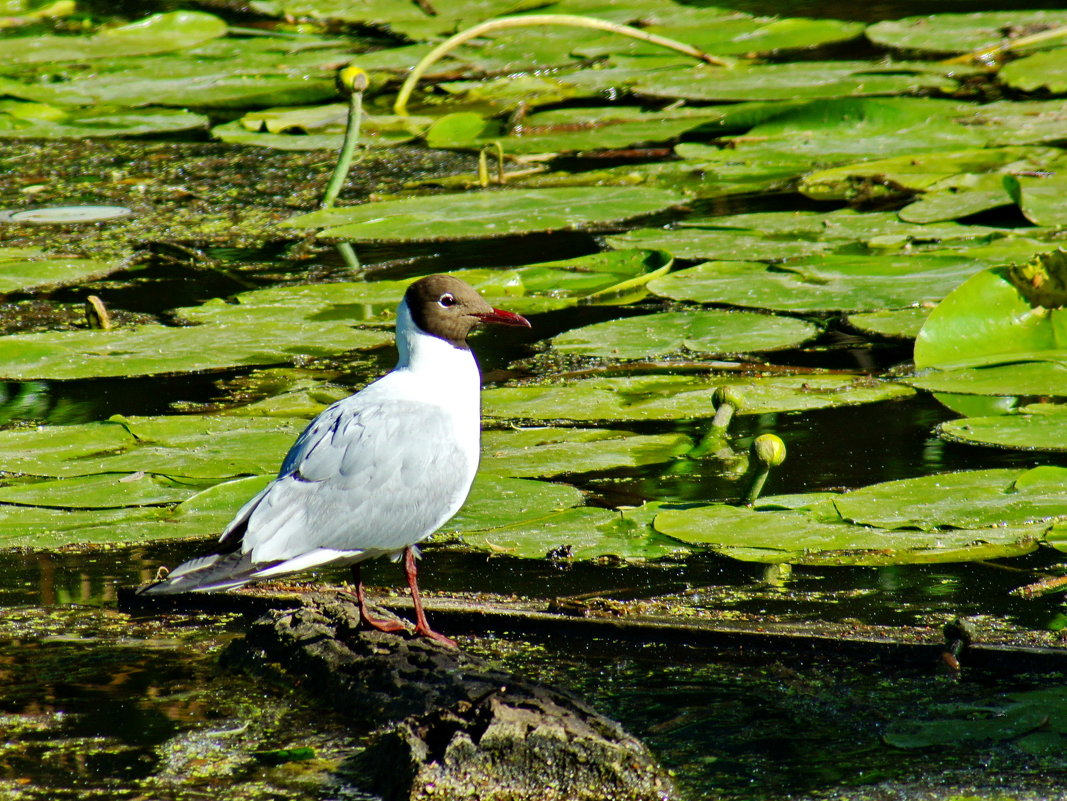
[221,594,675,801]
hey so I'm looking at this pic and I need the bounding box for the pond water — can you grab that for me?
[4,0,1067,798]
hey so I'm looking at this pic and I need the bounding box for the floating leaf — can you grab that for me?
[938,407,1067,452]
[833,467,1067,530]
[912,250,1067,398]
[647,256,982,314]
[0,472,218,509]
[285,187,684,242]
[653,501,1040,565]
[867,11,1067,54]
[0,248,126,293]
[0,36,346,108]
[482,427,692,477]
[0,102,208,138]
[0,414,302,478]
[456,498,682,560]
[846,308,930,340]
[0,11,227,64]
[550,310,819,359]
[212,107,430,150]
[483,374,913,422]
[629,61,957,103]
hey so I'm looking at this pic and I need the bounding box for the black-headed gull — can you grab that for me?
[142,275,531,646]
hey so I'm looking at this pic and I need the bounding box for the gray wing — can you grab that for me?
[232,396,475,564]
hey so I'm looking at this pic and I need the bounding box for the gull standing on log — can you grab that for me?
[141,275,531,646]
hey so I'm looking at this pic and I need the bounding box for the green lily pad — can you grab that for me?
[0,315,390,380]
[1,11,227,65]
[483,374,913,422]
[845,308,931,340]
[1004,170,1067,227]
[969,101,1067,148]
[833,467,1067,530]
[938,407,1067,452]
[653,501,1040,566]
[212,107,431,150]
[629,61,957,103]
[550,310,819,359]
[0,36,347,108]
[286,186,684,242]
[799,146,1056,202]
[913,250,1067,398]
[482,428,692,477]
[910,362,1067,398]
[0,102,208,138]
[646,256,982,314]
[867,11,1067,55]
[885,687,1067,751]
[0,414,303,478]
[0,475,272,549]
[425,106,728,155]
[0,472,218,509]
[0,249,125,293]
[1002,47,1067,93]
[457,501,685,561]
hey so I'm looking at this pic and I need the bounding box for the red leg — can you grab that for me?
[351,564,405,633]
[403,547,456,648]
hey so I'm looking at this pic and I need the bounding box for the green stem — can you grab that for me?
[335,242,362,271]
[743,466,769,507]
[944,23,1067,65]
[321,87,364,209]
[394,13,727,116]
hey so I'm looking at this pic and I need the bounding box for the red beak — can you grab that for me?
[475,308,531,328]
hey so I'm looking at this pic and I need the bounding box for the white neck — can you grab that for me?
[392,299,482,395]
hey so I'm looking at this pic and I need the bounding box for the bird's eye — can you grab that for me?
[438,293,457,307]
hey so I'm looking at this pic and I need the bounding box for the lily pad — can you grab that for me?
[0,101,209,138]
[212,107,430,150]
[481,427,692,477]
[653,501,1041,566]
[867,11,1067,55]
[549,309,819,359]
[938,407,1067,452]
[834,467,1067,530]
[483,374,913,422]
[912,250,1067,398]
[0,11,227,64]
[285,187,684,242]
[629,61,957,103]
[646,256,984,314]
[0,36,347,108]
[0,248,126,293]
[845,308,930,340]
[0,414,304,479]
[0,472,218,509]
[0,316,390,380]
[456,501,684,561]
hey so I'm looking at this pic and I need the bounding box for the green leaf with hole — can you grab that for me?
[550,310,819,359]
[286,187,684,242]
[483,374,913,422]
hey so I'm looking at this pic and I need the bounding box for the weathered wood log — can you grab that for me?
[221,594,675,801]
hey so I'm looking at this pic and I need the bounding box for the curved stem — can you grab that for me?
[394,13,726,116]
[321,87,364,209]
